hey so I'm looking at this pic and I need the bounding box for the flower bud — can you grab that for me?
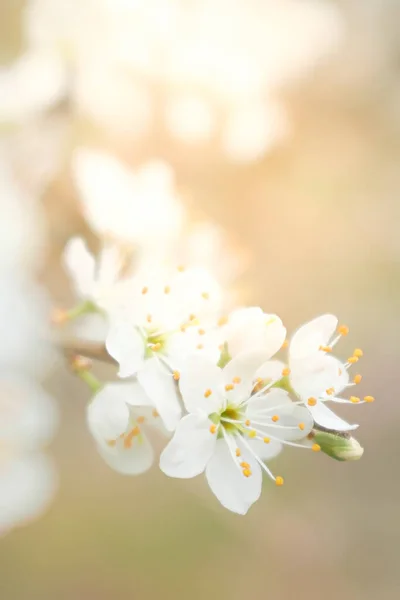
[312,431,364,461]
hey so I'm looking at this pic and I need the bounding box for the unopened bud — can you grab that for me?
[217,342,232,368]
[312,431,364,462]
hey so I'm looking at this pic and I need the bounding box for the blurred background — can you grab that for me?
[1,0,399,598]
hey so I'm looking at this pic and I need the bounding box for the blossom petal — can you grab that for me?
[290,354,349,400]
[62,237,96,299]
[248,438,283,461]
[160,414,216,478]
[222,351,270,403]
[254,360,287,385]
[137,358,182,431]
[289,314,338,361]
[87,385,130,444]
[205,437,262,514]
[222,307,286,359]
[97,433,154,475]
[309,402,359,432]
[179,355,224,414]
[106,320,145,378]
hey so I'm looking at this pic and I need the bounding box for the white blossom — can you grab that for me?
[160,352,313,514]
[288,315,373,432]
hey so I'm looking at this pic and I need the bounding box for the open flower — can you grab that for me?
[288,314,373,431]
[87,381,167,475]
[105,266,222,430]
[160,352,313,514]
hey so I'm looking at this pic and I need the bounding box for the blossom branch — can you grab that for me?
[56,337,117,365]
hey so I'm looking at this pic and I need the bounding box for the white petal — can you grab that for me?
[254,360,287,385]
[290,354,349,400]
[166,329,220,371]
[160,414,216,478]
[178,355,224,414]
[105,320,145,378]
[62,237,96,299]
[205,437,262,514]
[289,314,338,361]
[309,402,359,432]
[97,433,154,475]
[96,243,123,287]
[137,358,182,431]
[87,385,130,444]
[248,438,283,461]
[222,351,269,404]
[222,307,286,358]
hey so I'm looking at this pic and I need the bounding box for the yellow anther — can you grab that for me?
[249,430,257,438]
[198,328,206,335]
[347,356,359,364]
[146,314,152,323]
[326,388,335,396]
[218,316,228,326]
[353,348,363,358]
[240,461,250,469]
[152,409,159,418]
[235,448,241,457]
[275,476,284,486]
[308,397,317,406]
[263,437,270,444]
[123,426,140,448]
[353,374,362,384]
[233,376,241,384]
[164,285,171,294]
[245,419,251,426]
[312,444,321,452]
[350,396,360,404]
[282,367,291,376]
[137,416,145,424]
[256,377,263,384]
[177,265,185,272]
[197,343,204,350]
[189,314,196,321]
[225,384,234,391]
[242,469,252,478]
[281,339,289,349]
[319,345,332,353]
[204,389,212,398]
[298,423,305,431]
[364,395,375,403]
[271,415,280,422]
[106,439,117,447]
[338,324,349,336]
[51,308,68,325]
[173,370,180,381]
[209,424,217,434]
[71,355,92,372]
[141,286,148,295]
[151,343,161,351]
[201,292,209,300]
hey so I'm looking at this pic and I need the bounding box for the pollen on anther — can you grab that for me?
[353,348,363,358]
[240,461,250,469]
[281,339,289,349]
[312,444,321,452]
[326,387,335,396]
[201,292,209,300]
[209,424,217,434]
[271,415,280,422]
[245,419,251,426]
[225,383,234,391]
[347,356,359,364]
[197,343,204,349]
[308,397,317,406]
[198,328,206,335]
[275,476,284,486]
[263,437,270,444]
[235,448,241,457]
[152,409,159,418]
[282,367,291,377]
[353,374,362,384]
[137,416,145,424]
[249,430,257,438]
[189,313,196,321]
[242,469,252,478]
[177,265,185,272]
[338,324,349,336]
[232,377,241,384]
[319,345,332,353]
[364,395,375,403]
[218,316,228,327]
[350,396,360,403]
[204,389,212,398]
[141,286,148,295]
[164,285,171,294]
[173,370,180,381]
[298,423,305,431]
